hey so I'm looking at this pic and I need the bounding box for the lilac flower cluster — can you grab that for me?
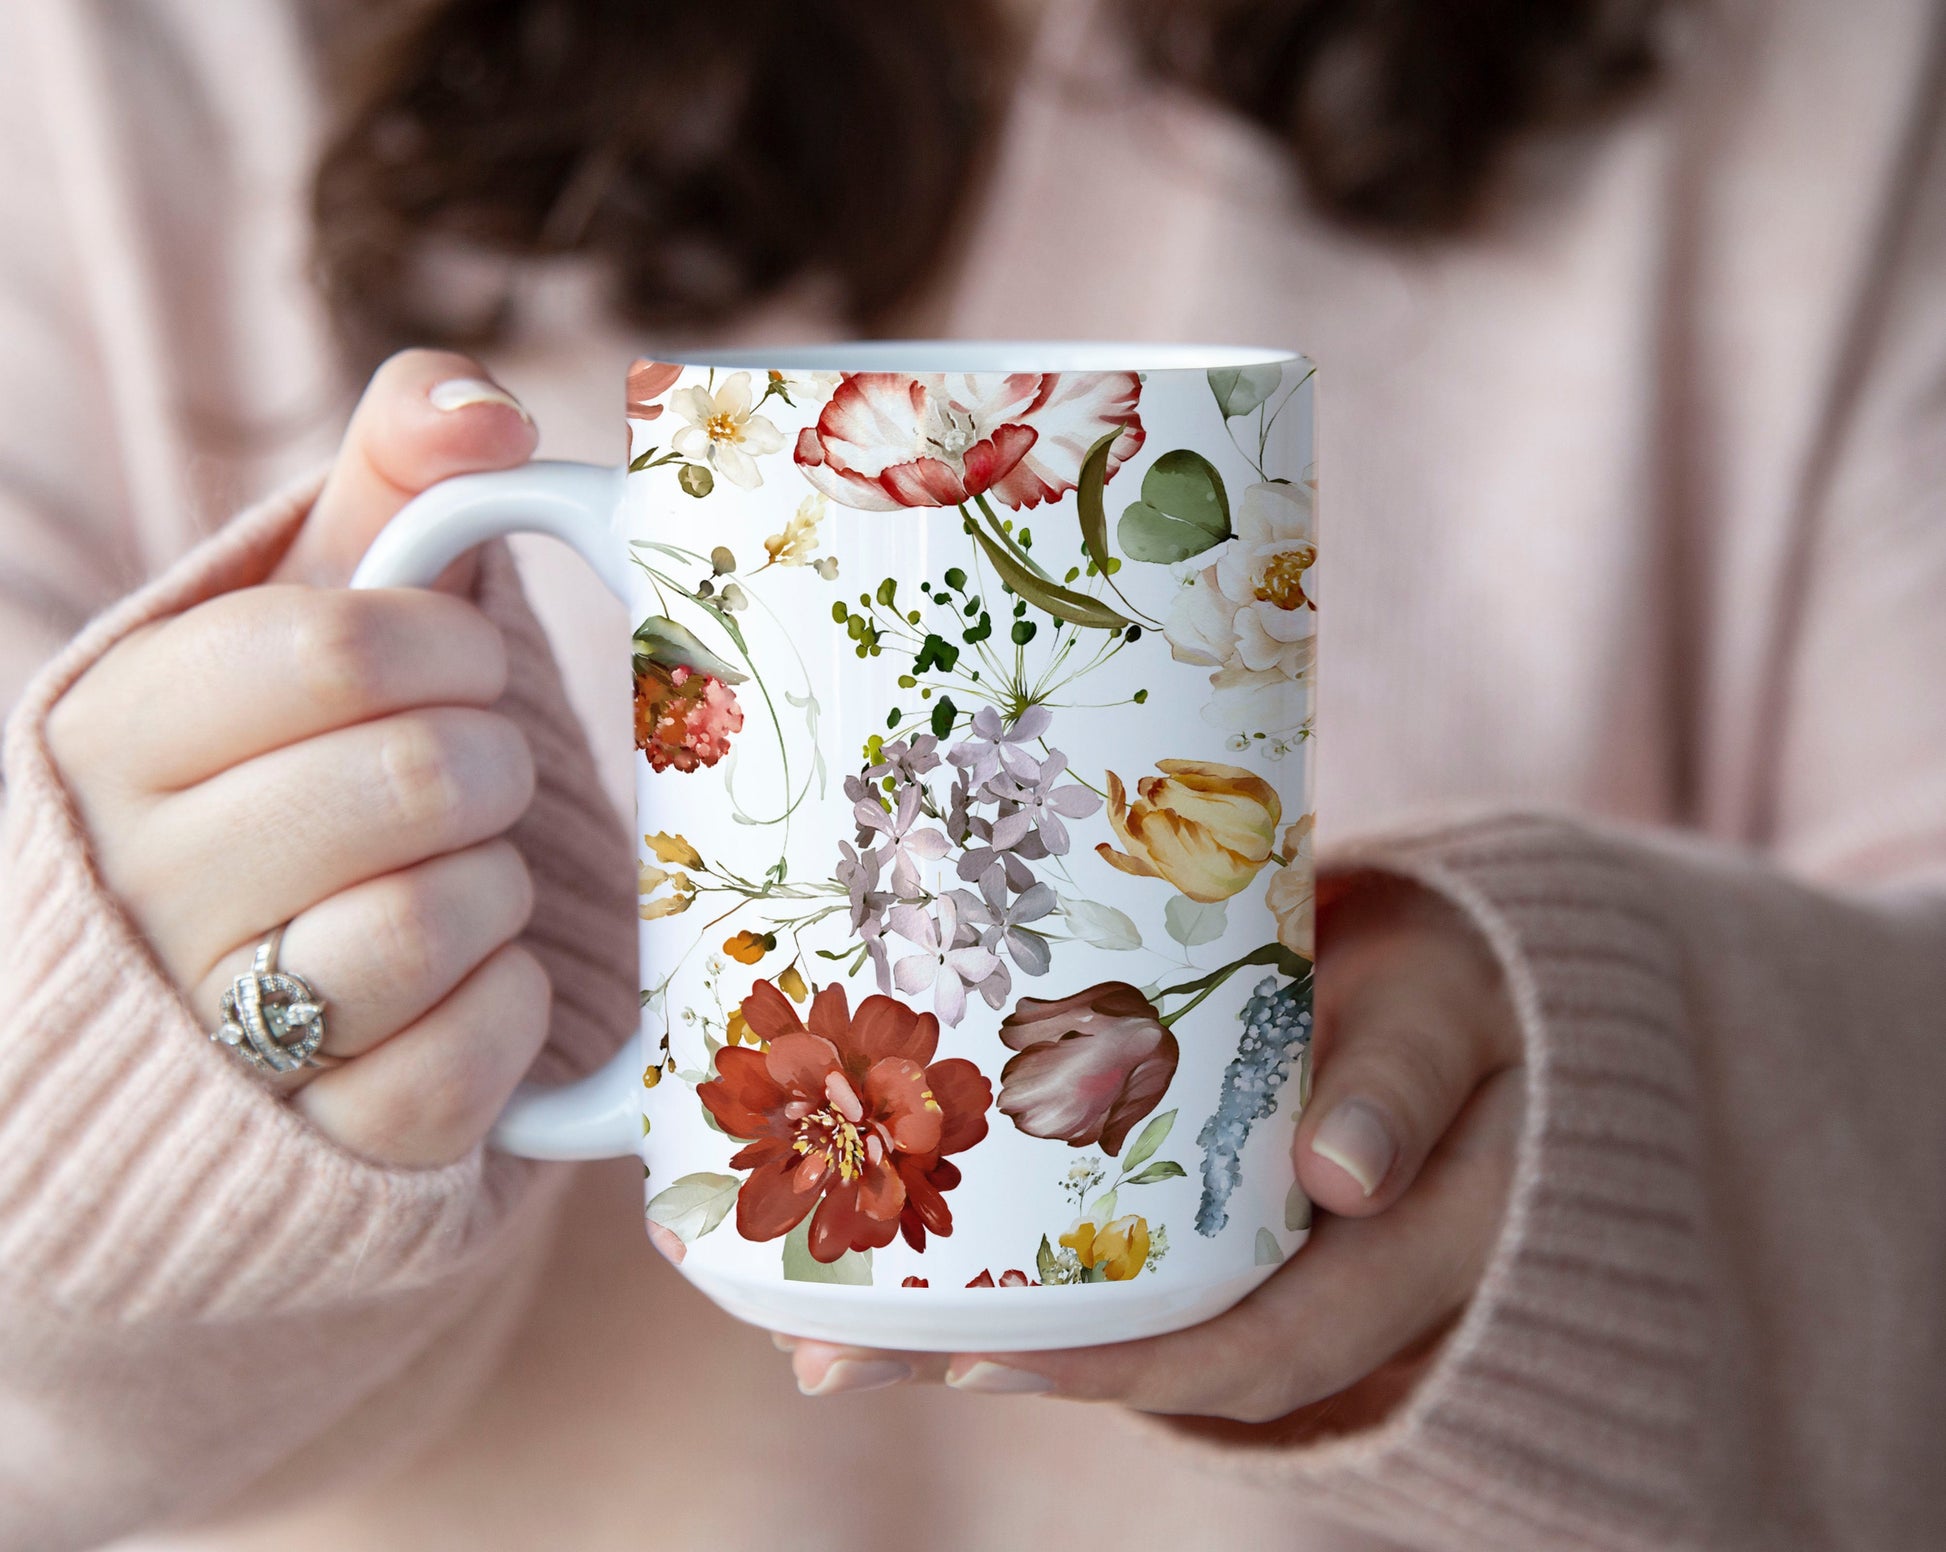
[834,710,1103,1026]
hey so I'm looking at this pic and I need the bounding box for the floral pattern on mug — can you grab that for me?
[630,358,1318,1286]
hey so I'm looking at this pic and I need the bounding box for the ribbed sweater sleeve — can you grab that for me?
[1152,812,1946,1551]
[0,475,638,1550]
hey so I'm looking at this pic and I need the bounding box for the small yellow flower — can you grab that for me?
[725,1007,754,1046]
[723,929,774,965]
[1059,1214,1152,1282]
[777,964,810,1003]
[763,493,827,568]
[644,831,703,869]
[638,861,695,920]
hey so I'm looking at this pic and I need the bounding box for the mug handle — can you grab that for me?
[351,460,645,1161]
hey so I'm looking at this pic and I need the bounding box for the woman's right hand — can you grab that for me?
[45,350,554,1167]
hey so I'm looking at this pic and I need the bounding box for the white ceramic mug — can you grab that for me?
[353,342,1317,1351]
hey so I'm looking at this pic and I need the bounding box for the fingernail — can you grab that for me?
[428,378,532,421]
[798,1359,912,1397]
[1311,1099,1397,1197]
[770,1332,798,1353]
[947,1361,1054,1395]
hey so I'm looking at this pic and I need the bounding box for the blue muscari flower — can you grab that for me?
[1194,974,1313,1237]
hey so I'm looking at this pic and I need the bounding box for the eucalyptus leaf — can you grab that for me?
[1125,1160,1187,1185]
[1057,894,1142,951]
[782,1217,873,1284]
[1285,1180,1313,1232]
[966,521,1130,631]
[1121,1108,1178,1171]
[631,616,748,684]
[1254,1227,1285,1266]
[1164,893,1228,947]
[645,1172,739,1243]
[1207,364,1284,419]
[1119,450,1231,564]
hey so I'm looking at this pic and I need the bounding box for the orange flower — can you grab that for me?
[777,964,810,1002]
[723,930,774,965]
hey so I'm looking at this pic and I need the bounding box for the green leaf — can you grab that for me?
[1121,1109,1178,1171]
[1125,1160,1187,1185]
[1119,450,1231,564]
[930,694,958,738]
[678,463,714,498]
[632,616,748,684]
[965,521,1131,632]
[1164,893,1228,948]
[1085,1188,1119,1222]
[1208,364,1284,419]
[782,1217,873,1284]
[628,448,656,473]
[1036,1234,1060,1285]
[1254,1227,1285,1266]
[1074,428,1121,575]
[645,1172,740,1243]
[1057,895,1141,952]
[1284,1180,1313,1232]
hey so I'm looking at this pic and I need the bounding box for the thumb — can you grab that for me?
[1295,882,1519,1217]
[275,349,537,587]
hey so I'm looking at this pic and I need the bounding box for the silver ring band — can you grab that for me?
[211,924,336,1074]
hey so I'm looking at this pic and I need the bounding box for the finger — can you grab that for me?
[54,587,509,794]
[188,839,535,1060]
[275,349,536,589]
[788,1339,944,1397]
[128,708,534,981]
[293,942,552,1167]
[1296,888,1519,1216]
[944,1071,1523,1423]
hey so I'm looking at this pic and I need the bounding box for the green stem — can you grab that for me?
[1154,942,1311,1026]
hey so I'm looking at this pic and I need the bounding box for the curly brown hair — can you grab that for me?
[312,0,1670,363]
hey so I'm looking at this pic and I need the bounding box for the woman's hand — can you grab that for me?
[46,350,551,1167]
[781,880,1525,1427]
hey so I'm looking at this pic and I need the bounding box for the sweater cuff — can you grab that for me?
[0,476,553,1322]
[1160,812,1710,1551]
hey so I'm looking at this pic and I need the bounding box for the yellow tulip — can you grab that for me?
[1097,760,1281,902]
[1059,1213,1152,1282]
[777,964,810,1003]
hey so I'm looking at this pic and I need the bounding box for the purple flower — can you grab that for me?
[854,782,951,897]
[889,895,1008,1026]
[951,875,1056,977]
[947,704,1051,789]
[980,751,1103,856]
[867,733,942,785]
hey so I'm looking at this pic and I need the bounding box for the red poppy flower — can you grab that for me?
[698,980,993,1262]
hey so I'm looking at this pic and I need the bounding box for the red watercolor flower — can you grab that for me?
[901,1276,929,1288]
[965,1269,1038,1288]
[698,980,993,1262]
[633,662,743,773]
[996,982,1179,1155]
[626,358,683,420]
[794,372,1144,512]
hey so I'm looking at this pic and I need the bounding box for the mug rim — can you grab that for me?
[672,339,1305,373]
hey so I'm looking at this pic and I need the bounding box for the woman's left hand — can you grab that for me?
[775,880,1525,1427]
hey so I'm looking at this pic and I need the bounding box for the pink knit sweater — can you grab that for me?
[3,1,1944,1549]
